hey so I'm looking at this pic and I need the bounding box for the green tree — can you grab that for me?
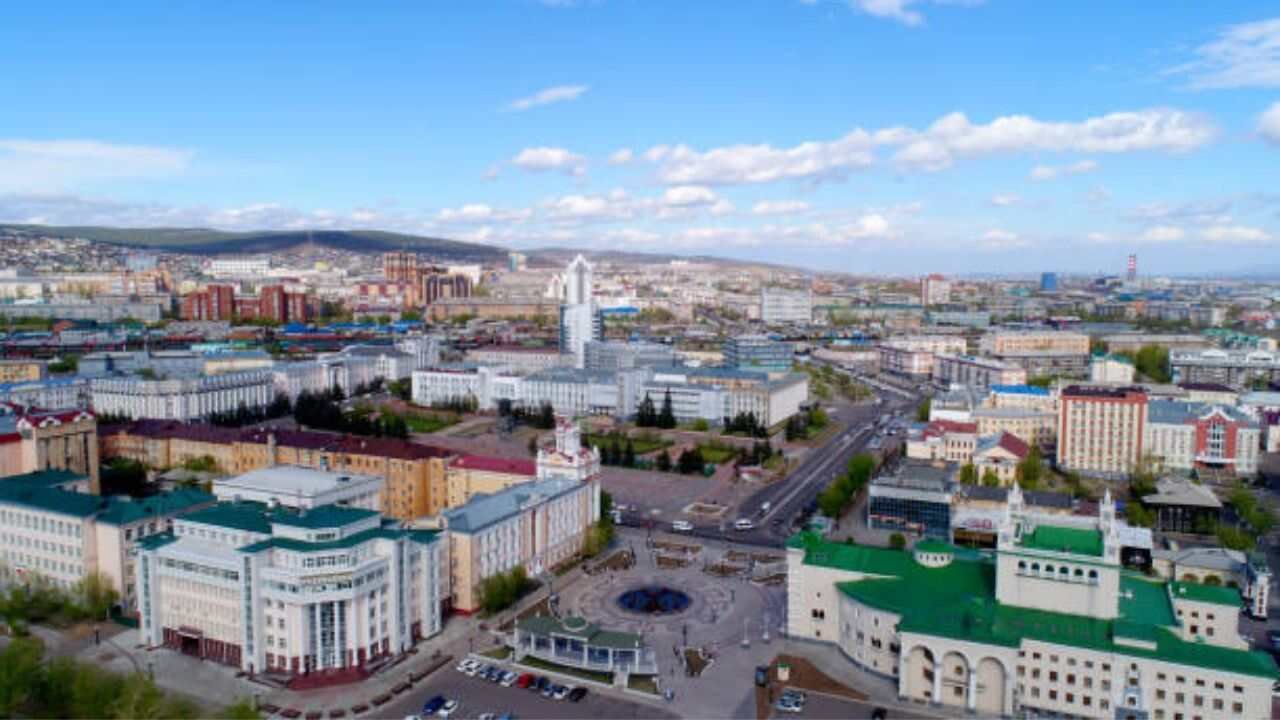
[1134,344,1171,383]
[1016,446,1043,490]
[981,468,1001,487]
[636,393,656,427]
[74,571,119,620]
[658,389,676,429]
[622,439,636,468]
[958,463,978,485]
[655,450,673,472]
[0,638,44,716]
[889,532,906,550]
[914,398,931,423]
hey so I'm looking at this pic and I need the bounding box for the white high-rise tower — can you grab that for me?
[559,254,601,368]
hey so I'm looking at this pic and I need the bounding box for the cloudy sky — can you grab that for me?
[2,1,1279,274]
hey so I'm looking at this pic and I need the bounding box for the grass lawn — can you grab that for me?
[481,646,512,660]
[517,655,614,685]
[696,442,738,464]
[627,675,660,695]
[403,413,458,433]
[585,432,672,455]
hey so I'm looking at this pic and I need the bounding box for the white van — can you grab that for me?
[672,520,693,532]
[734,518,755,531]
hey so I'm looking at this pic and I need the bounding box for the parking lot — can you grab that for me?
[380,662,676,720]
[766,692,897,720]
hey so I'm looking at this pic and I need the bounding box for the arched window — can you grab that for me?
[1044,564,1054,574]
[1074,568,1084,580]
[1088,569,1098,583]
[1031,563,1040,572]
[1018,561,1027,571]
[1059,566,1069,576]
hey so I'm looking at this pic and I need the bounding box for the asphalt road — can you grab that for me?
[381,664,675,720]
[617,382,918,548]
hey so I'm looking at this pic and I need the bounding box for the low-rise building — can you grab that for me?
[867,462,956,539]
[972,432,1030,485]
[0,359,46,383]
[212,465,384,512]
[0,408,100,490]
[788,487,1278,719]
[1090,354,1136,383]
[933,354,1027,390]
[465,346,571,374]
[513,615,657,677]
[0,377,89,411]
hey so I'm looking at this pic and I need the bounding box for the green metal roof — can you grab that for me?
[1018,525,1104,557]
[803,534,1278,679]
[914,539,958,554]
[0,482,104,517]
[269,504,379,530]
[2,469,87,488]
[96,489,215,526]
[1170,581,1243,607]
[516,615,642,650]
[180,501,274,534]
[136,532,179,551]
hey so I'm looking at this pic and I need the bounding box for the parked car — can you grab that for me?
[540,685,556,699]
[552,685,569,701]
[500,671,517,687]
[421,696,446,716]
[456,659,480,675]
[533,676,550,692]
[516,673,534,689]
[871,708,888,720]
[438,699,459,718]
[774,697,802,714]
[567,687,587,702]
[734,518,755,531]
[672,520,693,532]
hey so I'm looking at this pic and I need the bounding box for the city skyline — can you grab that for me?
[3,2,1280,274]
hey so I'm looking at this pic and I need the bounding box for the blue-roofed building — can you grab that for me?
[442,476,596,614]
[136,497,444,678]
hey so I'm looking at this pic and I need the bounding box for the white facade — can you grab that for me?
[879,336,968,377]
[760,286,812,325]
[395,335,443,371]
[1090,356,1136,384]
[0,377,89,411]
[212,466,384,511]
[208,256,270,278]
[136,503,444,676]
[89,370,273,421]
[271,361,331,402]
[559,255,601,368]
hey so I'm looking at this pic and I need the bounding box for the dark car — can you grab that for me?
[871,707,888,720]
[533,676,550,692]
[567,687,587,702]
[422,695,446,716]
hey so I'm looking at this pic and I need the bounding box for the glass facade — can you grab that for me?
[867,495,951,539]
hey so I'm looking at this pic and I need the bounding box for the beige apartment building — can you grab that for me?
[1057,386,1148,478]
[0,359,47,383]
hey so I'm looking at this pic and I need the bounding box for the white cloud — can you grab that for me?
[607,148,634,165]
[541,189,633,221]
[661,185,719,207]
[751,200,811,216]
[1029,159,1098,181]
[1141,225,1186,243]
[0,139,192,192]
[1259,102,1280,145]
[1086,231,1109,243]
[511,146,586,176]
[436,203,532,225]
[1202,225,1273,244]
[802,0,985,27]
[1168,17,1280,89]
[506,84,589,111]
[640,108,1210,184]
[979,228,1027,250]
[1124,200,1232,226]
[989,193,1020,207]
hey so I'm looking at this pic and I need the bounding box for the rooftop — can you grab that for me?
[990,384,1051,396]
[451,454,537,476]
[215,465,382,499]
[443,477,583,534]
[1170,581,1243,607]
[1018,524,1104,557]
[517,615,645,650]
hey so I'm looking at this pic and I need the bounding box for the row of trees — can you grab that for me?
[958,463,1002,487]
[208,394,292,428]
[818,453,877,518]
[635,391,677,429]
[784,406,829,441]
[294,389,409,439]
[723,411,768,438]
[0,572,118,632]
[477,566,533,615]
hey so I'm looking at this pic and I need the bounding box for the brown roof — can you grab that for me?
[105,421,454,461]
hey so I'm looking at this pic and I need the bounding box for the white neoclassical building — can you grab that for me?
[787,486,1277,719]
[90,370,274,421]
[135,501,444,679]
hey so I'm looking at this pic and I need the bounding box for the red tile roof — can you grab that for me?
[996,431,1031,459]
[451,455,536,476]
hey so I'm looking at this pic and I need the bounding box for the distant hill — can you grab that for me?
[0,224,504,262]
[526,246,794,271]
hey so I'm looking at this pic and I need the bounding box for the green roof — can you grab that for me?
[180,501,274,534]
[268,504,379,530]
[97,489,215,526]
[2,469,87,489]
[914,539,959,554]
[1170,581,1243,607]
[800,535,1278,679]
[0,482,104,517]
[516,615,643,650]
[136,532,179,551]
[1018,525,1104,557]
[239,522,439,554]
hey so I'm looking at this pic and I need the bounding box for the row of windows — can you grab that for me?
[0,510,83,538]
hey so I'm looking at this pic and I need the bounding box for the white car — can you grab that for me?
[438,699,459,718]
[734,518,755,531]
[500,670,517,687]
[456,659,480,675]
[672,520,693,532]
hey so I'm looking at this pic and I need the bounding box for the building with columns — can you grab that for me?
[134,497,444,681]
[787,486,1277,719]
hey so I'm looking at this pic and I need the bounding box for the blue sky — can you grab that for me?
[2,1,1279,275]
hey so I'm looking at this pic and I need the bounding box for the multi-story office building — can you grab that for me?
[444,456,537,510]
[135,500,444,678]
[0,408,100,491]
[208,256,270,278]
[465,346,571,374]
[932,354,1027,390]
[89,370,274,422]
[1145,401,1261,476]
[1090,354,1136,383]
[180,284,236,321]
[920,274,951,306]
[980,330,1091,377]
[382,251,420,284]
[559,255,601,368]
[1170,349,1280,390]
[1103,334,1213,354]
[1039,272,1058,292]
[100,423,456,521]
[0,470,214,609]
[760,286,812,325]
[584,341,676,372]
[789,487,1277,719]
[878,336,968,377]
[973,406,1057,453]
[866,462,957,539]
[722,335,792,373]
[1057,386,1148,478]
[0,359,46,383]
[0,377,89,411]
[395,335,442,371]
[905,421,978,464]
[441,420,600,613]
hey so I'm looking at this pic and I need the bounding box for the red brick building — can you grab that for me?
[179,284,235,321]
[180,284,309,323]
